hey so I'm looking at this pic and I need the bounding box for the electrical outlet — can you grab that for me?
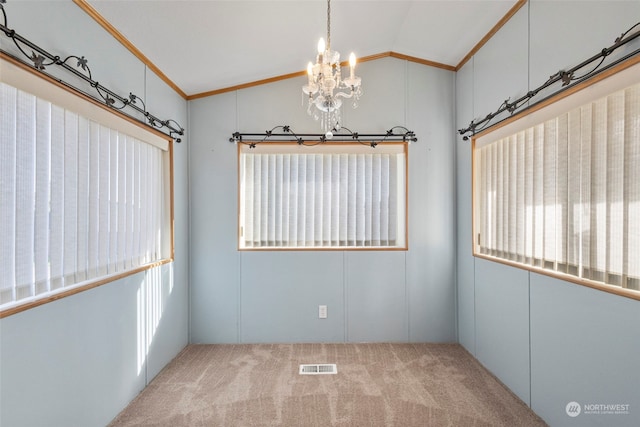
[318,305,327,319]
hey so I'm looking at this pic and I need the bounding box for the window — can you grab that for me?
[0,56,173,316]
[238,143,407,249]
[473,59,640,299]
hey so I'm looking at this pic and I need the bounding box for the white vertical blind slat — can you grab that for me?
[275,154,283,246]
[282,154,290,245]
[607,92,625,278]
[156,148,164,259]
[355,154,366,245]
[49,105,65,289]
[290,154,299,245]
[331,154,340,246]
[125,135,135,268]
[257,152,264,246]
[478,146,487,251]
[524,128,534,260]
[138,143,148,264]
[34,98,51,294]
[98,125,110,276]
[380,154,390,246]
[305,155,315,246]
[15,90,36,299]
[243,154,254,246]
[268,154,276,245]
[314,154,323,246]
[298,155,308,246]
[77,117,90,281]
[64,111,79,283]
[0,84,17,304]
[132,141,142,264]
[556,114,569,267]
[489,143,496,253]
[516,131,525,261]
[109,131,119,273]
[533,124,544,263]
[364,154,373,246]
[496,139,504,255]
[625,86,640,282]
[322,154,331,246]
[579,104,593,276]
[543,119,557,264]
[592,98,607,277]
[116,133,127,271]
[145,144,155,263]
[88,121,100,278]
[145,144,153,261]
[567,110,581,271]
[388,153,399,245]
[508,136,517,259]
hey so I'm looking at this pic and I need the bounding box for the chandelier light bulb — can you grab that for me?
[349,52,356,78]
[317,38,325,55]
[349,52,356,67]
[307,62,314,84]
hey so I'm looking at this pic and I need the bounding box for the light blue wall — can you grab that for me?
[455,1,640,426]
[0,2,189,426]
[189,58,457,344]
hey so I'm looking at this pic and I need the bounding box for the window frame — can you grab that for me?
[471,56,640,301]
[0,53,175,318]
[237,141,409,251]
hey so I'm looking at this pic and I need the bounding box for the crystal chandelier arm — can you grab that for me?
[333,91,354,100]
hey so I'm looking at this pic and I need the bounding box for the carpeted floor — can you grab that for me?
[109,343,547,426]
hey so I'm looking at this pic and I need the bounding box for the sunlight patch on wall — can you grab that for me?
[137,263,174,376]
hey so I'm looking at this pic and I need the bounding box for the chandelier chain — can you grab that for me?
[326,0,331,49]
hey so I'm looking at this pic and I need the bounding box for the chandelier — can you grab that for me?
[302,0,362,134]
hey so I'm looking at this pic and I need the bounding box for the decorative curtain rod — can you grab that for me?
[0,0,184,142]
[230,126,417,148]
[458,22,640,140]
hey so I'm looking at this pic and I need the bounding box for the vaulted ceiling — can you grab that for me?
[83,0,522,98]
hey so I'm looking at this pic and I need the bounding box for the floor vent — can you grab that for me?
[299,364,337,375]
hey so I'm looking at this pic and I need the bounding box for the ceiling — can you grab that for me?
[85,0,520,98]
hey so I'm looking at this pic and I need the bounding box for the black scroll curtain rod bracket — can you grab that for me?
[0,0,185,142]
[230,125,417,149]
[458,22,640,140]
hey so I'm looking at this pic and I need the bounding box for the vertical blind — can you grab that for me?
[475,82,640,290]
[0,81,166,307]
[239,145,406,248]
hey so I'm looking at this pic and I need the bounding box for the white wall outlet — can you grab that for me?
[318,305,327,319]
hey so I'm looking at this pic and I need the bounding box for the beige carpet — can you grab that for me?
[109,343,547,426]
